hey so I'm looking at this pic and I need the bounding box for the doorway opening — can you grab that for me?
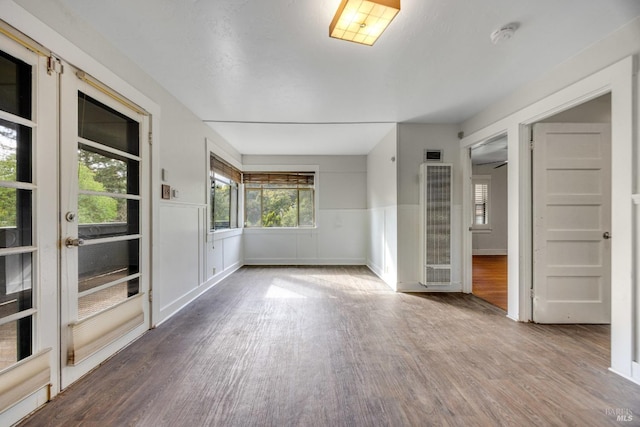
[470,134,508,310]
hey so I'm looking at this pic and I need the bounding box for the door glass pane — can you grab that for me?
[0,253,33,310]
[79,144,138,195]
[78,278,138,320]
[0,50,32,120]
[0,49,33,369]
[76,92,140,319]
[0,252,33,369]
[0,119,32,183]
[78,93,139,156]
[78,197,139,239]
[0,188,32,248]
[78,239,139,287]
[0,317,32,370]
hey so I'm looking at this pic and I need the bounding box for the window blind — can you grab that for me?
[243,172,315,186]
[474,183,488,224]
[211,155,242,183]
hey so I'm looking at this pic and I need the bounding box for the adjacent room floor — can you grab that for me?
[20,266,640,426]
[472,255,508,310]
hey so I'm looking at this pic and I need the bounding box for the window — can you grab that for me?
[0,50,34,369]
[244,172,315,228]
[472,176,491,230]
[210,155,240,231]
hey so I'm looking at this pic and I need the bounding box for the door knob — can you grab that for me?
[603,232,611,240]
[65,238,85,248]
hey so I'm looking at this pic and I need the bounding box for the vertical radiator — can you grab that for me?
[419,163,452,286]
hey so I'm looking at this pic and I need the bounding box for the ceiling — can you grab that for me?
[23,0,640,155]
[471,136,507,166]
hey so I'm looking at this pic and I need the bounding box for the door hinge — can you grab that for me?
[529,141,534,151]
[148,289,153,302]
[529,288,535,298]
[148,132,153,145]
[47,56,63,75]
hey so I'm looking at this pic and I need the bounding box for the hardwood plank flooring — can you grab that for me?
[473,255,508,310]
[20,266,640,426]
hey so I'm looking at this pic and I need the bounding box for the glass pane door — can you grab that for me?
[0,49,35,371]
[60,69,148,388]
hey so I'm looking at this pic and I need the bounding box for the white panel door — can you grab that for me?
[532,123,611,323]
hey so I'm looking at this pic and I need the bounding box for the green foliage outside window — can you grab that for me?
[0,151,17,226]
[78,148,128,223]
[244,185,314,228]
[77,163,119,223]
[211,174,238,230]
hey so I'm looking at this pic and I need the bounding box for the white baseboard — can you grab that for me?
[244,258,366,265]
[155,263,242,327]
[396,281,462,293]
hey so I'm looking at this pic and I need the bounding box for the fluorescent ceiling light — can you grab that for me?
[329,0,401,46]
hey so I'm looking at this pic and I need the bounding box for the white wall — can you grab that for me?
[472,163,508,255]
[242,155,367,265]
[396,124,462,291]
[366,127,398,289]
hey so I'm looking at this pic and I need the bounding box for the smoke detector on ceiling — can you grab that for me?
[490,23,519,45]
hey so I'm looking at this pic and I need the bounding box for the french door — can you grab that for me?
[0,28,58,421]
[59,65,150,387]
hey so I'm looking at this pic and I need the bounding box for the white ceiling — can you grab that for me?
[29,0,640,155]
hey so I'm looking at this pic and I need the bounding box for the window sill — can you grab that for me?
[470,228,492,234]
[208,228,243,241]
[243,227,318,235]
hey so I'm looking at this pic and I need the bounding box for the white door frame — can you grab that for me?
[461,56,635,381]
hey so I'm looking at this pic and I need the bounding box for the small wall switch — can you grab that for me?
[161,168,168,181]
[161,184,171,199]
[171,189,180,198]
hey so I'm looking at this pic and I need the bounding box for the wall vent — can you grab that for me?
[424,149,443,162]
[419,163,452,286]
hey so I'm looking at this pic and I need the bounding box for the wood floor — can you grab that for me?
[20,266,640,426]
[473,255,508,310]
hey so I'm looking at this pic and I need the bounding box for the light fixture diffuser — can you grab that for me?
[330,0,400,46]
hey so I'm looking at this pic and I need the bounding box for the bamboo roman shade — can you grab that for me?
[211,155,242,183]
[243,172,315,186]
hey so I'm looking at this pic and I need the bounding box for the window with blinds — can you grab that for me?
[210,155,240,231]
[243,172,315,228]
[472,176,491,229]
